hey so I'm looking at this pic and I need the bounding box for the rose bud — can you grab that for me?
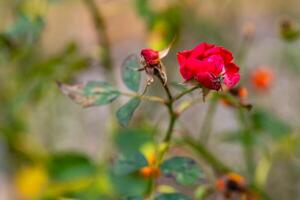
[140,47,170,86]
[141,48,160,66]
[251,66,274,91]
[177,42,240,91]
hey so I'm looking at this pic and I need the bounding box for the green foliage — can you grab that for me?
[251,108,291,139]
[114,128,154,154]
[122,54,141,92]
[117,97,141,126]
[155,193,191,200]
[57,81,120,107]
[6,14,44,44]
[47,152,97,182]
[161,156,203,185]
[135,0,181,48]
[126,196,144,200]
[110,172,148,197]
[113,152,147,175]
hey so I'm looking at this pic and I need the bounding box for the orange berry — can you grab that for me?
[140,166,152,178]
[139,166,160,179]
[251,67,274,90]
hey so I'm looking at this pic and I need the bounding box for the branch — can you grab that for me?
[83,0,113,70]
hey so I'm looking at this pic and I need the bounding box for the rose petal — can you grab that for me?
[190,42,215,58]
[177,50,192,67]
[204,46,233,63]
[196,72,221,90]
[224,63,240,88]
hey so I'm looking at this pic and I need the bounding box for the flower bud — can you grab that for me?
[141,48,160,66]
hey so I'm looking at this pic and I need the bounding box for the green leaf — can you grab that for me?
[122,55,141,92]
[194,185,208,200]
[6,14,44,44]
[155,193,191,200]
[126,196,144,200]
[161,156,203,185]
[57,81,120,107]
[251,109,291,139]
[110,172,148,197]
[113,152,147,175]
[47,153,96,182]
[114,128,154,154]
[117,97,141,126]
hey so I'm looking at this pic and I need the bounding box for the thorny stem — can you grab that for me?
[83,0,113,70]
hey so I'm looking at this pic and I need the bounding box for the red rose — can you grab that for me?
[177,42,240,90]
[141,48,160,66]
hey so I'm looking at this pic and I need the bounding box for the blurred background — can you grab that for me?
[0,0,300,199]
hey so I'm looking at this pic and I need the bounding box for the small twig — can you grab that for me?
[182,136,231,174]
[82,0,113,70]
[172,85,201,102]
[120,92,165,103]
[175,98,203,115]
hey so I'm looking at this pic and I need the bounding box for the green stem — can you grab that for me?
[82,0,113,70]
[155,74,177,143]
[120,91,165,104]
[172,85,201,102]
[163,112,177,142]
[199,98,218,144]
[183,136,231,174]
[237,108,255,180]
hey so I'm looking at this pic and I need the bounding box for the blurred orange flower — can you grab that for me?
[251,67,274,91]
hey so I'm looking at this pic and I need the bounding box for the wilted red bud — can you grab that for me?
[251,67,274,91]
[141,48,160,66]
